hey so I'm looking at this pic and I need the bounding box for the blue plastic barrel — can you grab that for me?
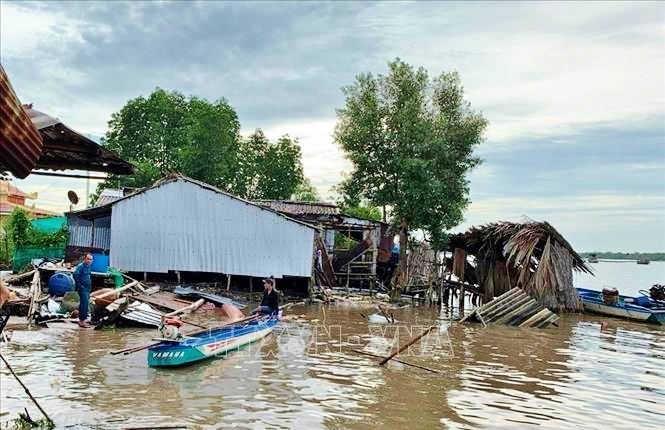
[48,272,75,297]
[90,253,109,273]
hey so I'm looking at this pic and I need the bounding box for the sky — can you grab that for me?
[1,1,664,252]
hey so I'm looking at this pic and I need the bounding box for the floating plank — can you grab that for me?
[173,286,246,309]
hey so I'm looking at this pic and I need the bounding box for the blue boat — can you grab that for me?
[148,315,279,367]
[576,288,665,325]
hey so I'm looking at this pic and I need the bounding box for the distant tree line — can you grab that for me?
[580,252,665,261]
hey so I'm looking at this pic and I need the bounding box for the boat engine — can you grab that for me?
[161,318,183,340]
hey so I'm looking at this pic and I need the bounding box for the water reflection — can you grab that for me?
[1,305,664,429]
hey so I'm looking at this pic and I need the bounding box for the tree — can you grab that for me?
[291,178,321,202]
[335,58,487,294]
[234,129,306,200]
[96,89,310,202]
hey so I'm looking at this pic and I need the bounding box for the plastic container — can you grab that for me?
[90,253,110,273]
[48,271,75,297]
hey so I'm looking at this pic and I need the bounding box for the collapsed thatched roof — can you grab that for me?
[449,221,591,312]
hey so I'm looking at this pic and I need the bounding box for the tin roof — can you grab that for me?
[255,200,341,216]
[0,65,134,178]
[0,64,43,179]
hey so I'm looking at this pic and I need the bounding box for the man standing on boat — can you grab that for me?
[254,278,279,316]
[73,253,93,328]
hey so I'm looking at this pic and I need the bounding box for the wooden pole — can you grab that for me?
[164,299,204,317]
[91,281,138,303]
[226,274,231,292]
[379,324,437,366]
[0,352,54,426]
[26,270,41,326]
[351,349,441,374]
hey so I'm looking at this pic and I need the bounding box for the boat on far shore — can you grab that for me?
[637,258,650,265]
[577,287,665,325]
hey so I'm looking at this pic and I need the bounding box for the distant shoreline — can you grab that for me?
[580,252,665,262]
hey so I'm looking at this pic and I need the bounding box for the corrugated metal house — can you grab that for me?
[66,176,317,279]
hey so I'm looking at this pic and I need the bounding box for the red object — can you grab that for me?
[164,318,183,327]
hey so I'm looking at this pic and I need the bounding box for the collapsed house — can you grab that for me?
[448,221,592,312]
[255,200,391,289]
[65,176,317,291]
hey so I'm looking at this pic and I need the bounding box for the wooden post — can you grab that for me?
[379,324,437,366]
[226,274,231,292]
[176,271,181,284]
[164,299,204,317]
[249,276,253,308]
[143,272,147,282]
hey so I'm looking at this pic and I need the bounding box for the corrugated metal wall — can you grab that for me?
[67,215,111,249]
[110,180,315,277]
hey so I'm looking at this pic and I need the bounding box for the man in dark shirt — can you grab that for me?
[73,253,93,327]
[254,278,279,316]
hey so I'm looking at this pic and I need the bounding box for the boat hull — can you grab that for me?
[148,317,278,367]
[577,288,665,325]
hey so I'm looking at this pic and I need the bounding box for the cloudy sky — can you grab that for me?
[1,1,664,252]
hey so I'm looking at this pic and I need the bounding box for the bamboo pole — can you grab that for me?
[164,299,204,317]
[0,352,54,426]
[518,307,553,328]
[379,325,437,366]
[351,349,441,374]
[91,281,138,303]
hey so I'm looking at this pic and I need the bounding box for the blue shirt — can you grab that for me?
[73,262,92,290]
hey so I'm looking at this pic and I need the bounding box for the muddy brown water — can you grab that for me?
[1,304,663,429]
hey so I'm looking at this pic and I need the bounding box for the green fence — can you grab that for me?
[13,246,66,272]
[31,216,67,233]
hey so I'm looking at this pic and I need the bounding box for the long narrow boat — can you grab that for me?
[576,288,665,325]
[148,315,279,367]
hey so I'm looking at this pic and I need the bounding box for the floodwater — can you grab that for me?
[1,263,663,429]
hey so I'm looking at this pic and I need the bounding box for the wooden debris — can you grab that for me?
[164,299,204,318]
[351,349,441,374]
[379,325,437,366]
[26,271,41,325]
[459,287,559,328]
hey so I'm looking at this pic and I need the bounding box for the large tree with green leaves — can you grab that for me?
[97,88,309,201]
[234,129,307,200]
[335,59,487,292]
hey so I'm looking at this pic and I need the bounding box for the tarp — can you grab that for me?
[31,216,66,233]
[13,246,64,272]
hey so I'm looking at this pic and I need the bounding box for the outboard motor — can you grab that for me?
[160,318,183,340]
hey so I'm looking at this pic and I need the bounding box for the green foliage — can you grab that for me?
[5,208,68,252]
[580,252,665,261]
[334,232,358,249]
[291,178,321,202]
[341,204,382,222]
[234,129,306,200]
[335,58,487,248]
[6,208,32,247]
[95,88,309,202]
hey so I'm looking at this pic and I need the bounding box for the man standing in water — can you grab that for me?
[254,278,279,316]
[73,253,93,327]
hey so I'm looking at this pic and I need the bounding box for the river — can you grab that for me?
[1,262,663,429]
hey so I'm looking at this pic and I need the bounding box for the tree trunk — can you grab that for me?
[391,218,409,299]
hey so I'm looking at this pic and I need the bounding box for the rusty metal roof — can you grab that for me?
[255,200,341,216]
[0,64,43,179]
[0,64,134,178]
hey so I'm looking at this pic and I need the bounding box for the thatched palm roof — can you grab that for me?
[449,221,591,312]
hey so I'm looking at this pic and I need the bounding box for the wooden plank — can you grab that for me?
[26,271,41,324]
[493,299,537,325]
[473,288,523,316]
[1,270,36,284]
[519,308,554,328]
[483,291,531,320]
